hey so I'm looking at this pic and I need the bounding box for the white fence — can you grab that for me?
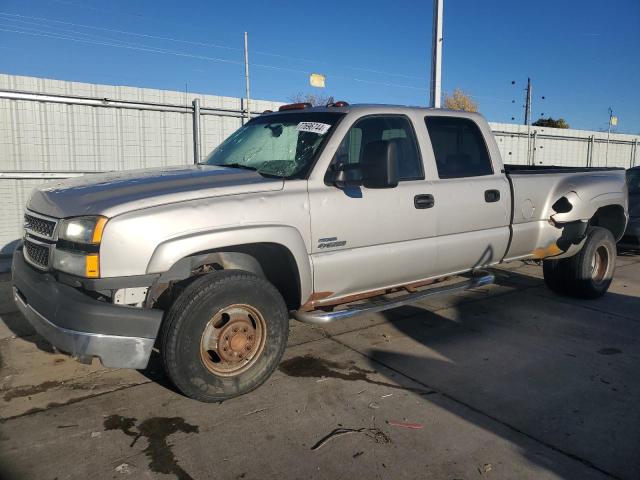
[0,74,283,253]
[1,74,638,254]
[491,122,638,169]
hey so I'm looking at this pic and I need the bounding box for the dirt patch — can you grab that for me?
[2,380,61,401]
[279,355,431,393]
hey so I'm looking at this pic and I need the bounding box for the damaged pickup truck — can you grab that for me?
[12,103,628,402]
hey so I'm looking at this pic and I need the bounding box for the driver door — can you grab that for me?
[308,114,438,299]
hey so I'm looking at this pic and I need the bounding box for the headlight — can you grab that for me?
[55,216,107,278]
[52,249,100,278]
[58,216,107,244]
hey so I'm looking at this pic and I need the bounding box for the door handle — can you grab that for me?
[414,194,435,209]
[484,189,500,203]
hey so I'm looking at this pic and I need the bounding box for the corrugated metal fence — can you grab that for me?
[0,74,283,253]
[491,122,638,169]
[1,74,638,254]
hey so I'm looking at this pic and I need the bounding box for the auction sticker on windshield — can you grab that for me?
[296,122,332,135]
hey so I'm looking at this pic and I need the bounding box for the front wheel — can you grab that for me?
[160,270,289,402]
[543,226,616,299]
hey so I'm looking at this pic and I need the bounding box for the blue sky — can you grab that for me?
[0,0,638,133]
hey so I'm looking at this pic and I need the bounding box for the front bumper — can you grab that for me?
[12,249,163,369]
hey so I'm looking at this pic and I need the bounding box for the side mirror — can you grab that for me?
[361,140,399,189]
[327,156,364,188]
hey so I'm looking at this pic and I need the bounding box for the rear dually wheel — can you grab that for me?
[543,226,616,299]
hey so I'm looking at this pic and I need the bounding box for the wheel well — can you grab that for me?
[589,205,627,241]
[158,243,302,310]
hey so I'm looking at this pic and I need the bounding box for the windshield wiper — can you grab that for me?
[217,162,258,171]
[212,162,288,179]
[216,162,286,178]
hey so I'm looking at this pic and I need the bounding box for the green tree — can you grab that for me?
[532,117,570,129]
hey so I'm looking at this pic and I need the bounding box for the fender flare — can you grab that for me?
[146,224,313,304]
[551,191,626,224]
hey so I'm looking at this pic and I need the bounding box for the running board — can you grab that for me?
[293,272,495,325]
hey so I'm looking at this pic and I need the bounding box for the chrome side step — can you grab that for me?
[293,273,495,325]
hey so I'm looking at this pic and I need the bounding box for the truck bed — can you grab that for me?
[502,164,627,262]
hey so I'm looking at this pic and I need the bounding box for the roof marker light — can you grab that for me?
[278,102,312,111]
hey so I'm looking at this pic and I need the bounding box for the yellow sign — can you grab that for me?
[610,116,618,126]
[310,73,326,88]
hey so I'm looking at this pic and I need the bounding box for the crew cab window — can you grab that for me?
[424,117,493,179]
[332,115,423,180]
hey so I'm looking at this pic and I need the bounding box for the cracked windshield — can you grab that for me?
[204,112,343,178]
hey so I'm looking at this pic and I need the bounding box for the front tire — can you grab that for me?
[543,227,616,299]
[160,270,289,402]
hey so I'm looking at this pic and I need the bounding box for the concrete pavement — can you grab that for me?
[0,256,638,480]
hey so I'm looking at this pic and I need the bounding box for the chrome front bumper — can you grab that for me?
[14,287,155,369]
[11,248,162,370]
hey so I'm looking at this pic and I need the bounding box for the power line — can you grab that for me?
[0,26,245,66]
[350,66,425,81]
[0,24,435,93]
[0,21,517,103]
[0,11,427,82]
[1,10,325,66]
[0,12,242,52]
[0,17,178,47]
[0,17,516,104]
[0,26,432,93]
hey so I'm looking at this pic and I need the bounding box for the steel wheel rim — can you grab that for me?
[591,245,609,284]
[199,304,267,377]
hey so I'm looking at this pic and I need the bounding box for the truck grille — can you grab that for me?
[24,238,51,269]
[24,212,57,239]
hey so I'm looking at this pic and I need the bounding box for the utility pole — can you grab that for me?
[429,0,443,108]
[192,98,201,164]
[524,77,532,125]
[244,31,251,120]
[524,78,532,165]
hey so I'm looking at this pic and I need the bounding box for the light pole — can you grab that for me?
[605,107,617,166]
[429,0,443,108]
[244,31,251,121]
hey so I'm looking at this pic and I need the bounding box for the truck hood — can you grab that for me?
[27,165,284,218]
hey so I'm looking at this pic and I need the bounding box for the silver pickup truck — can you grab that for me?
[12,103,628,402]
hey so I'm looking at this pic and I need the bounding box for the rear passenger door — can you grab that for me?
[423,116,510,274]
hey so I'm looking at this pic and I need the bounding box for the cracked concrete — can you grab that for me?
[0,255,639,479]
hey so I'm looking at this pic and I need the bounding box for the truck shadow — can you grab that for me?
[362,266,640,479]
